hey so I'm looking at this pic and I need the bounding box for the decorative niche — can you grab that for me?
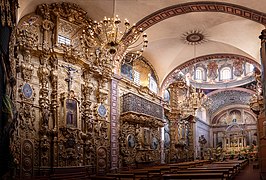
[60,91,80,129]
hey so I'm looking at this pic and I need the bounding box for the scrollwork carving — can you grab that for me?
[37,2,90,25]
[17,23,39,50]
[120,112,164,128]
[18,103,36,139]
[120,116,161,167]
[58,127,83,166]
[20,50,34,82]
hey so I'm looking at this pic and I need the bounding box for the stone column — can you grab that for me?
[209,128,213,148]
[213,132,217,148]
[258,29,266,172]
[244,136,246,147]
[110,76,120,171]
[248,130,252,146]
[223,137,226,150]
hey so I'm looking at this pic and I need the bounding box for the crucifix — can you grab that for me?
[61,65,78,92]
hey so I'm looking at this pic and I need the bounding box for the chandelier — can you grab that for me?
[81,1,148,64]
[249,68,264,114]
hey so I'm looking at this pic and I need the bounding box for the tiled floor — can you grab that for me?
[234,161,260,180]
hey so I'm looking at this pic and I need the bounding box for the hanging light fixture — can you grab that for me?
[81,0,148,64]
[249,69,264,114]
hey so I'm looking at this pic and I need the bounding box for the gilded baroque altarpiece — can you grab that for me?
[12,2,114,176]
[10,2,165,177]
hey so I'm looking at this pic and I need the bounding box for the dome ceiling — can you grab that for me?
[18,0,266,86]
[207,88,253,116]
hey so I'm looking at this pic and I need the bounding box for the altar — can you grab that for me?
[222,123,247,153]
[223,133,246,152]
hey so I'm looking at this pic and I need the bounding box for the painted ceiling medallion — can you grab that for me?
[182,30,208,45]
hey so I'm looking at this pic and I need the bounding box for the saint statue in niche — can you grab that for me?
[66,99,77,127]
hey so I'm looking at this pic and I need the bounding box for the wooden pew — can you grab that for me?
[224,159,248,169]
[211,162,240,173]
[188,167,233,179]
[90,176,117,180]
[50,166,88,180]
[106,173,135,180]
[31,176,50,180]
[50,171,88,180]
[163,172,224,180]
[175,169,230,180]
[132,170,149,180]
[199,164,238,177]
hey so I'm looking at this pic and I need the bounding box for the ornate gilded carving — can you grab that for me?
[249,68,263,114]
[120,92,162,167]
[97,147,108,174]
[62,45,79,65]
[120,122,137,165]
[120,112,164,128]
[21,140,34,177]
[38,52,52,167]
[81,70,93,133]
[20,50,34,82]
[50,55,59,128]
[91,74,111,174]
[167,77,196,162]
[17,23,39,50]
[58,128,83,166]
[18,103,36,138]
[42,19,54,51]
[120,121,161,166]
[36,2,90,25]
[13,2,120,177]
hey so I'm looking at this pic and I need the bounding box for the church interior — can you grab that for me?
[1,0,266,179]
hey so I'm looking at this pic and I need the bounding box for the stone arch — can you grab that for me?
[134,1,266,32]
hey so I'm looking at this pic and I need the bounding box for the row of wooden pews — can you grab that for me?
[97,159,248,180]
[29,159,247,179]
[163,159,248,180]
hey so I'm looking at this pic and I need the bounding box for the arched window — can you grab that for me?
[220,67,232,80]
[245,63,254,74]
[149,75,158,93]
[195,67,205,80]
[164,89,170,102]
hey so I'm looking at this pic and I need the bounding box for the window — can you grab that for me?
[195,67,205,80]
[246,63,254,74]
[121,63,133,80]
[58,35,71,45]
[164,90,170,102]
[133,70,140,85]
[220,67,231,80]
[149,76,158,93]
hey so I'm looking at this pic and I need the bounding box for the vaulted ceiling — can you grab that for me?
[18,0,266,86]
